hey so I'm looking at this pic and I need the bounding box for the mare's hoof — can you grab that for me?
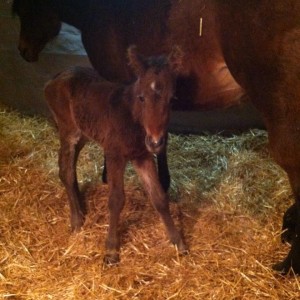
[272,260,291,275]
[272,254,300,275]
[272,261,300,275]
[103,252,120,265]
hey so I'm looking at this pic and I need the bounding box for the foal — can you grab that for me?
[45,46,186,263]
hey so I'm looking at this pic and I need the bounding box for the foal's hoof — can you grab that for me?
[179,247,189,256]
[103,252,120,266]
[173,237,189,255]
[71,216,85,232]
[178,242,189,256]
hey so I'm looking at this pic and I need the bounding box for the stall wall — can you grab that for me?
[0,1,91,116]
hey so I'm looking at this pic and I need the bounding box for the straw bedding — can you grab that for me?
[0,103,299,299]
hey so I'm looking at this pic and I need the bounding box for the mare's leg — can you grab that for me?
[157,151,170,192]
[273,172,300,274]
[132,155,187,253]
[157,133,170,192]
[268,122,300,273]
[58,133,86,231]
[101,156,107,184]
[104,155,126,264]
[281,203,297,244]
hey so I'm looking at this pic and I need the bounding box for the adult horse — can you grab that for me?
[215,0,300,273]
[12,0,244,110]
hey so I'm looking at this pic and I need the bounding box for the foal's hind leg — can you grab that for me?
[133,155,187,253]
[58,132,87,231]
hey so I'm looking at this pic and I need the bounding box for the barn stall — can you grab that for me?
[1,1,300,299]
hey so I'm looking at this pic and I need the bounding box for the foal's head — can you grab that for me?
[128,46,183,154]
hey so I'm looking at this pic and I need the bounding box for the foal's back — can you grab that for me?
[45,66,118,121]
[45,66,143,153]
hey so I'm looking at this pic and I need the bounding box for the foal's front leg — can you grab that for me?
[102,132,170,192]
[59,135,86,231]
[133,155,187,253]
[102,151,170,192]
[104,155,127,264]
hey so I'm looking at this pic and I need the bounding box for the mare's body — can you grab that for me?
[12,0,244,110]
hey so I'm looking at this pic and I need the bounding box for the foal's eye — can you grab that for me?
[138,95,145,102]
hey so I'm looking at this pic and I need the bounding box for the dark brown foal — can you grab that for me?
[45,46,186,264]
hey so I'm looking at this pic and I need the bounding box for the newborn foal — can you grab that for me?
[45,46,186,263]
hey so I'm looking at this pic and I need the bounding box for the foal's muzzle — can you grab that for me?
[145,135,166,154]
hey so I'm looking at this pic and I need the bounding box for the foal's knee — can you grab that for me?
[108,189,125,213]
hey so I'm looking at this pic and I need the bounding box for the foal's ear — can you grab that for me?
[168,46,184,75]
[127,45,146,77]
